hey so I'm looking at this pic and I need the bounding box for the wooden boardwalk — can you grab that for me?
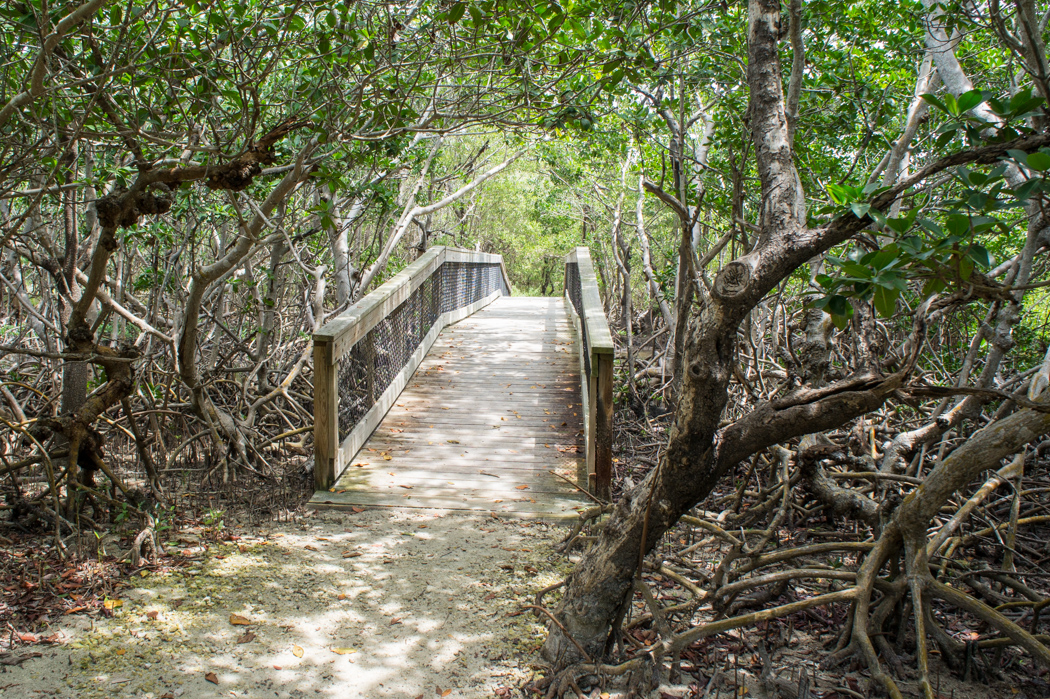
[310,297,593,518]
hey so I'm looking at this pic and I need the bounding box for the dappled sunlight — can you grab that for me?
[16,509,570,698]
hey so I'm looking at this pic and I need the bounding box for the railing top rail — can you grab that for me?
[565,247,614,357]
[315,246,509,360]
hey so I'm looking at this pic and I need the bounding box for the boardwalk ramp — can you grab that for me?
[309,247,613,519]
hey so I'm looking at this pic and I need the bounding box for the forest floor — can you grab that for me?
[0,508,571,699]
[0,503,1043,698]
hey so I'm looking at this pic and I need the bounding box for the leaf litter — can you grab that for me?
[9,508,571,698]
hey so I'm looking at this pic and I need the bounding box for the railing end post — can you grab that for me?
[595,350,614,501]
[313,338,338,490]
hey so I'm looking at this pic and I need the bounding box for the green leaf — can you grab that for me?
[943,93,960,116]
[872,286,898,318]
[868,246,899,270]
[1012,178,1042,200]
[468,4,483,25]
[922,278,947,297]
[448,2,466,24]
[967,244,992,268]
[945,214,970,236]
[850,202,871,219]
[827,183,860,205]
[1006,149,1029,166]
[827,295,850,317]
[920,93,948,114]
[956,89,986,114]
[1026,151,1050,172]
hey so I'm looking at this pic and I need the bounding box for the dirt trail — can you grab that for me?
[8,509,570,698]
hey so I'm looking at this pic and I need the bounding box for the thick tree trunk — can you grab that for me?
[542,0,891,665]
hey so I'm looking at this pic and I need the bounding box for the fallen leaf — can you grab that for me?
[292,645,304,658]
[103,599,122,610]
[390,617,402,625]
[146,611,158,620]
[343,551,362,558]
[399,485,413,489]
[441,689,453,697]
[229,614,252,626]
[350,506,365,513]
[303,545,318,551]
[236,631,256,644]
[483,593,497,601]
[515,485,529,490]
[205,671,218,684]
[115,648,126,656]
[331,647,357,655]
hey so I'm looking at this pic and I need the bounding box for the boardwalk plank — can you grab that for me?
[310,297,590,519]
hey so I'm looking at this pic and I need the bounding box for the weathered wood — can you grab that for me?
[312,339,337,490]
[311,245,512,489]
[572,247,615,360]
[595,351,614,500]
[318,247,445,358]
[310,297,590,516]
[333,289,503,480]
[563,247,616,499]
[312,490,586,520]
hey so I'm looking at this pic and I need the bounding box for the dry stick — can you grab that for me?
[0,449,69,479]
[929,577,1050,666]
[734,541,875,575]
[655,588,859,657]
[520,605,593,664]
[1002,452,1024,575]
[927,455,1022,558]
[715,568,862,603]
[546,469,606,505]
[955,514,1050,546]
[849,533,905,699]
[6,418,66,554]
[905,538,936,699]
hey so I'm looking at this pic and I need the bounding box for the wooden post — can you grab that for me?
[563,247,615,500]
[594,351,614,501]
[586,367,598,492]
[313,339,338,490]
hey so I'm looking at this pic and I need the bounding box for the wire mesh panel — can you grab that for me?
[565,261,590,376]
[439,262,508,313]
[336,260,506,441]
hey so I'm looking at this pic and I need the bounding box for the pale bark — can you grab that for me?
[634,176,674,333]
[356,145,521,297]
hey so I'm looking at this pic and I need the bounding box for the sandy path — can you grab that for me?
[8,508,571,698]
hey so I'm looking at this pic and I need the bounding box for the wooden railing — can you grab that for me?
[313,246,511,489]
[564,247,615,500]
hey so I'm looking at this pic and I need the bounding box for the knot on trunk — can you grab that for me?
[205,118,311,192]
[96,187,173,229]
[713,258,752,300]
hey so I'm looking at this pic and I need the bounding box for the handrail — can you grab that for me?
[313,246,511,489]
[563,247,615,500]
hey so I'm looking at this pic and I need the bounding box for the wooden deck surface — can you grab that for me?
[310,297,593,518]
